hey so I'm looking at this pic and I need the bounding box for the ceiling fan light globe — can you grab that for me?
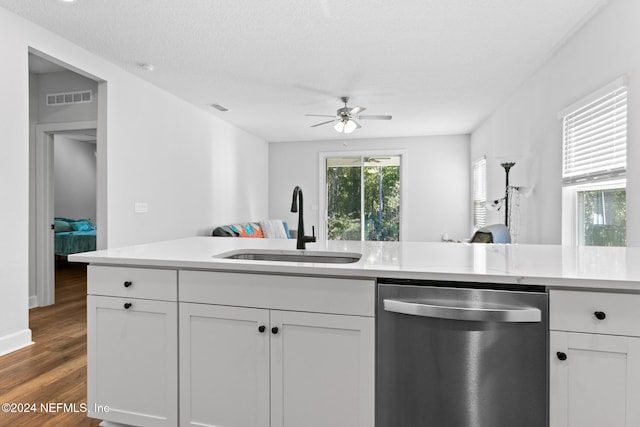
[343,119,357,133]
[334,120,346,133]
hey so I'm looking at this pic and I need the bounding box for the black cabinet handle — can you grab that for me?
[594,311,606,320]
[124,302,132,309]
[271,326,279,334]
[258,325,266,333]
[124,281,132,288]
[556,351,567,361]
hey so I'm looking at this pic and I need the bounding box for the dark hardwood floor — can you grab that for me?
[0,261,102,426]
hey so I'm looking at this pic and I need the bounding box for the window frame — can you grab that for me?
[562,179,626,246]
[319,150,407,242]
[472,156,487,230]
[560,76,628,246]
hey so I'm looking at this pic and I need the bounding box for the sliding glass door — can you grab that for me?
[325,155,401,241]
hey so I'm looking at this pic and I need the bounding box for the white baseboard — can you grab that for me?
[29,295,38,308]
[0,329,33,357]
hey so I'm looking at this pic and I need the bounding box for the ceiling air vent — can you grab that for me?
[46,90,92,106]
[209,103,229,112]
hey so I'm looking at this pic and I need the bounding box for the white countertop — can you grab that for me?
[68,237,640,291]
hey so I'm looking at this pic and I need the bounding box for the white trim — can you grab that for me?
[35,127,55,307]
[360,156,365,241]
[0,329,33,357]
[318,149,407,241]
[34,121,97,307]
[96,82,108,250]
[29,295,38,309]
[561,185,576,246]
[558,76,628,119]
[472,156,487,229]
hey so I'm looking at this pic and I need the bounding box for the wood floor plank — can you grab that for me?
[0,262,102,427]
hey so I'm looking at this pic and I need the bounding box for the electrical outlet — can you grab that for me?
[134,202,149,213]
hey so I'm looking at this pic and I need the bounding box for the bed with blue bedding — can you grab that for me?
[54,217,96,256]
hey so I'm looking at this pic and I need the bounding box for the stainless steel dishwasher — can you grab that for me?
[377,280,548,427]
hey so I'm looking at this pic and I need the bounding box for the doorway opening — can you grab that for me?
[29,49,107,307]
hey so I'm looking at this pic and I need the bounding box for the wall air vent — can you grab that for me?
[46,90,92,106]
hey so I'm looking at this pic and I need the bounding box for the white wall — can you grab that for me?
[471,0,640,245]
[53,135,97,220]
[0,6,268,355]
[269,135,470,242]
[36,70,98,124]
[0,10,31,356]
[106,82,268,246]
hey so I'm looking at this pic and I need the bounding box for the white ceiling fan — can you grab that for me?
[306,97,392,133]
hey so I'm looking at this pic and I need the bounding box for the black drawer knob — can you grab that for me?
[271,326,279,335]
[124,302,132,309]
[594,311,606,320]
[124,281,132,288]
[258,325,266,333]
[556,351,567,361]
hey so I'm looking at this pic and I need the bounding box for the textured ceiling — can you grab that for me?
[1,0,606,142]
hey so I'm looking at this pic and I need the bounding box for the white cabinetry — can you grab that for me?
[179,271,375,427]
[87,266,178,427]
[550,290,640,427]
[270,309,374,427]
[179,303,270,427]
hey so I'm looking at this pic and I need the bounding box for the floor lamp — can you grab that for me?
[501,162,515,228]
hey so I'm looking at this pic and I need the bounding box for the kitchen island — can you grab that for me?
[70,236,640,290]
[70,237,640,427]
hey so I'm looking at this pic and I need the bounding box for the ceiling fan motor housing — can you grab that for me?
[337,106,351,117]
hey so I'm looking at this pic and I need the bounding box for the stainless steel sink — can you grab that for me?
[215,249,362,264]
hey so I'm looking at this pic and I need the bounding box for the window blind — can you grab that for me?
[562,85,627,185]
[473,157,486,227]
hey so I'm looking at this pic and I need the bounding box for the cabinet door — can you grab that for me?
[550,331,640,427]
[87,295,178,427]
[270,310,374,427]
[180,303,270,427]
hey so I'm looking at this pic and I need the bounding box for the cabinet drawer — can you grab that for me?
[88,266,177,301]
[550,289,640,337]
[179,271,375,317]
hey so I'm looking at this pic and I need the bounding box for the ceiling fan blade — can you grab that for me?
[351,119,362,129]
[349,106,366,115]
[310,119,336,128]
[357,115,392,120]
[305,114,336,118]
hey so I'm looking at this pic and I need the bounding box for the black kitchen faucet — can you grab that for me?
[290,186,316,250]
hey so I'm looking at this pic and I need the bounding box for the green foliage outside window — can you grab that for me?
[326,157,400,241]
[364,165,400,241]
[578,188,626,247]
[327,164,362,240]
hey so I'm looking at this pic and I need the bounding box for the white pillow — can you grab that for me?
[259,220,288,239]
